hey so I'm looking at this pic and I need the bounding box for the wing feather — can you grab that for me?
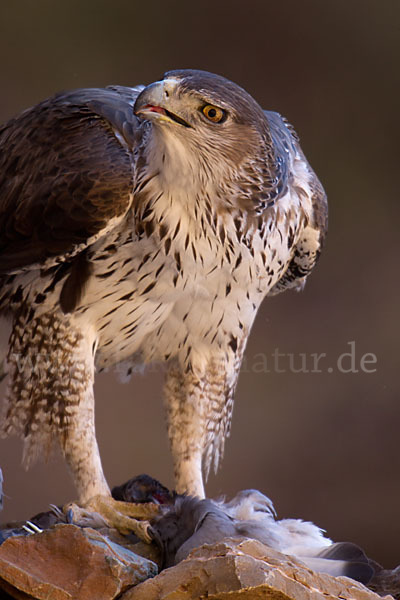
[264,111,328,294]
[0,87,142,272]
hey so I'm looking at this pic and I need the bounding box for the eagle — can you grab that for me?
[0,70,327,532]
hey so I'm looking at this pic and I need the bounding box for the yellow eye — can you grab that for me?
[202,105,225,123]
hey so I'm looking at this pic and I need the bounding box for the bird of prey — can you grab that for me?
[0,70,327,528]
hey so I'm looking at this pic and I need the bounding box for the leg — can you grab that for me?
[62,385,110,503]
[1,309,106,498]
[2,310,158,541]
[164,364,205,497]
[164,354,239,498]
[51,317,161,538]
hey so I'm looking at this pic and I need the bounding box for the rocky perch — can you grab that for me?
[0,524,398,600]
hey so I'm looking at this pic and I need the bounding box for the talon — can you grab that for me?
[147,525,158,543]
[62,502,80,524]
[66,508,74,524]
[133,520,153,544]
[49,504,64,519]
[22,520,43,535]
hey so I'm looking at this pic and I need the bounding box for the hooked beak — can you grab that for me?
[134,80,191,128]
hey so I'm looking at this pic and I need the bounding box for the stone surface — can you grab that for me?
[0,523,157,600]
[96,526,162,567]
[122,538,392,600]
[0,525,398,600]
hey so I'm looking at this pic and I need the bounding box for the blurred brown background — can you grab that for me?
[0,0,399,568]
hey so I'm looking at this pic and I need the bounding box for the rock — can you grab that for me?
[0,523,157,600]
[122,538,392,600]
[96,527,162,567]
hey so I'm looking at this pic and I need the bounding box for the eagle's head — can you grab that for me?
[133,69,275,202]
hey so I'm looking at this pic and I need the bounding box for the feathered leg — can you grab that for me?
[164,364,206,498]
[1,310,109,501]
[1,310,158,540]
[164,351,241,498]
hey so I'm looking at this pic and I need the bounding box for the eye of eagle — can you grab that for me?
[201,104,226,123]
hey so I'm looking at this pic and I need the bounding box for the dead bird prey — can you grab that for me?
[0,69,327,534]
[151,489,374,584]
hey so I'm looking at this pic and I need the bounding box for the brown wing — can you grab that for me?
[266,112,328,294]
[0,86,142,273]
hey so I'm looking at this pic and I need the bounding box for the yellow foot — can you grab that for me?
[63,495,161,543]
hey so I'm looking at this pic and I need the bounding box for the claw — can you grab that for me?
[133,520,153,544]
[49,504,64,519]
[66,508,74,524]
[63,502,108,529]
[22,520,43,535]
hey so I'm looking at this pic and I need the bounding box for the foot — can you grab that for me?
[64,495,161,543]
